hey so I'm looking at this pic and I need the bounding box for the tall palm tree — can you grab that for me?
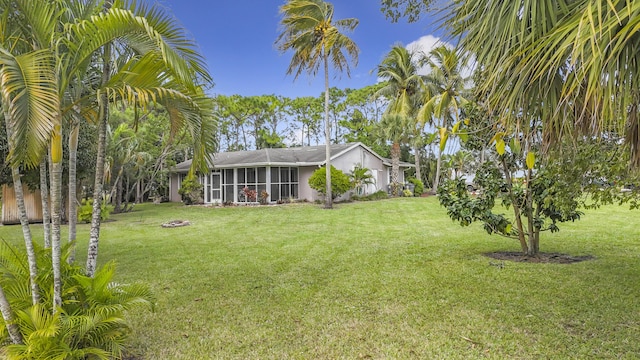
[376,45,422,192]
[380,113,411,196]
[418,45,469,193]
[276,0,359,209]
[446,0,640,165]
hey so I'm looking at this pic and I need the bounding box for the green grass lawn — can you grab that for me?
[1,197,639,359]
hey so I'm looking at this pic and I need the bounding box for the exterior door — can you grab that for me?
[210,172,221,204]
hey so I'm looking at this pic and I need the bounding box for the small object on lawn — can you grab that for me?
[161,220,190,228]
[489,261,505,269]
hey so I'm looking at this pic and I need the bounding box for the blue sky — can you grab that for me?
[157,0,444,98]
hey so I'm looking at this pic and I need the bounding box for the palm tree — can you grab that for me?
[349,163,376,195]
[449,150,473,179]
[0,0,215,318]
[446,0,640,165]
[376,45,422,192]
[380,113,411,196]
[276,0,359,209]
[418,45,469,193]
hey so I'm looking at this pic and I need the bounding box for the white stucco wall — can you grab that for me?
[298,166,319,202]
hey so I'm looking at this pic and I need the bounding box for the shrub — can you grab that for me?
[308,166,351,200]
[408,177,424,196]
[78,198,112,223]
[178,176,203,205]
[259,190,269,205]
[242,187,257,202]
[352,190,389,201]
[403,189,413,197]
[0,241,154,359]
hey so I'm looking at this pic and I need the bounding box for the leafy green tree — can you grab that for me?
[380,0,432,22]
[277,0,359,209]
[438,139,583,256]
[308,166,351,200]
[288,96,323,147]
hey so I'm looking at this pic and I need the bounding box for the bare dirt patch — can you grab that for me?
[485,251,595,264]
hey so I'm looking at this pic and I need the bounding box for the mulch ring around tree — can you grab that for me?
[161,220,191,228]
[485,251,595,264]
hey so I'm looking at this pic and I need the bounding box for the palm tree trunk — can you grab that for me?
[67,121,79,263]
[413,143,421,184]
[50,123,63,310]
[323,52,332,209]
[0,284,22,344]
[433,148,442,193]
[4,113,40,306]
[40,156,51,249]
[391,141,400,196]
[87,39,112,277]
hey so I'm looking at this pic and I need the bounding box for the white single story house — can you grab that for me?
[169,142,414,204]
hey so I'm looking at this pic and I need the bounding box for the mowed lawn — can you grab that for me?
[1,197,639,359]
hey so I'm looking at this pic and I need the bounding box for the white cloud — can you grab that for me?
[405,35,475,80]
[405,35,454,76]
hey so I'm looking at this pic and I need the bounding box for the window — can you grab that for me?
[270,167,299,202]
[236,167,267,203]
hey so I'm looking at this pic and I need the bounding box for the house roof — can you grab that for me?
[173,142,414,173]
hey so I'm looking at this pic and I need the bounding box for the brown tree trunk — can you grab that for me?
[390,141,401,196]
[502,158,529,254]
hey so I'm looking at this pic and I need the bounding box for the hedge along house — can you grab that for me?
[169,143,414,204]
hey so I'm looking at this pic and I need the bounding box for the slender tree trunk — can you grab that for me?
[391,141,400,196]
[114,170,123,213]
[87,39,112,277]
[50,122,63,311]
[413,143,421,184]
[502,158,529,254]
[67,121,79,263]
[0,284,22,344]
[323,53,332,209]
[40,156,51,249]
[433,148,442,193]
[4,113,40,306]
[524,166,538,256]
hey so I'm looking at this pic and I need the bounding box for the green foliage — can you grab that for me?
[351,190,389,201]
[380,0,432,22]
[308,166,351,200]
[437,140,585,255]
[78,198,112,223]
[408,177,424,196]
[402,189,413,197]
[348,164,375,196]
[0,241,154,359]
[178,176,203,205]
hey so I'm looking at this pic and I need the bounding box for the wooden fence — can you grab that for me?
[1,184,43,225]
